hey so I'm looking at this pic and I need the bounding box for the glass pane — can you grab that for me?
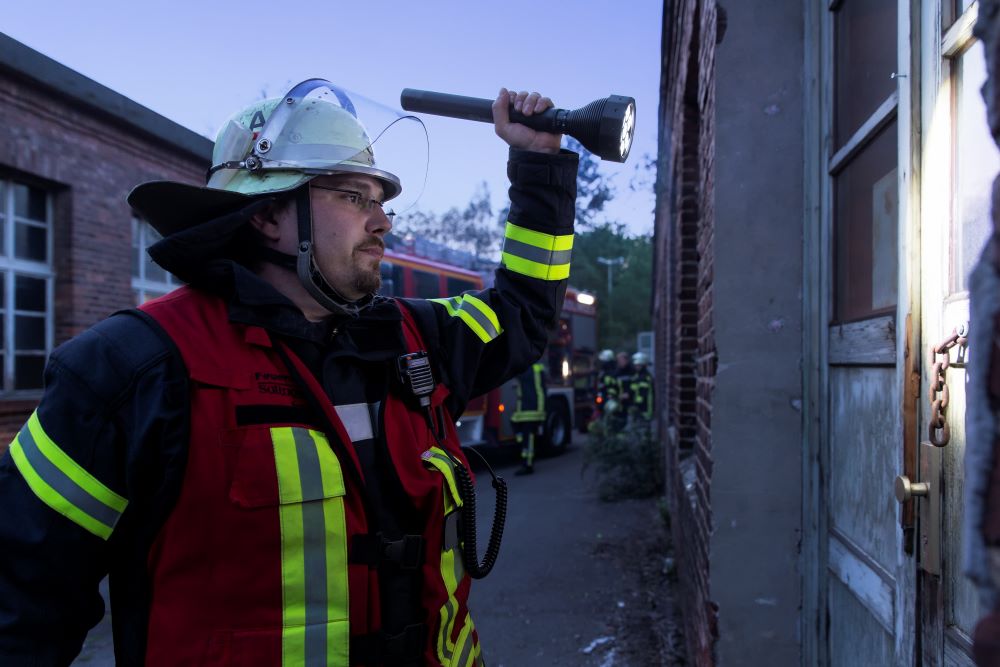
[144,254,167,284]
[834,120,899,322]
[14,223,47,262]
[414,270,440,299]
[13,183,46,222]
[14,354,45,390]
[446,277,478,295]
[15,275,46,312]
[954,42,999,291]
[834,0,898,149]
[14,315,44,350]
[132,218,142,279]
[379,262,396,296]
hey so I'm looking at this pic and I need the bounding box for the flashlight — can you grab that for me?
[400,89,636,163]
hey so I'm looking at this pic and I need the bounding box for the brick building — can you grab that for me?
[656,0,1000,665]
[0,34,210,450]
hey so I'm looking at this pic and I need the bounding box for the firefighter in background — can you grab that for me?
[0,81,577,666]
[512,360,547,475]
[628,352,654,424]
[613,350,636,422]
[596,348,619,417]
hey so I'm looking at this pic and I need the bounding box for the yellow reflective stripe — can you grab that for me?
[8,411,127,540]
[452,618,475,667]
[421,448,463,510]
[431,295,502,344]
[500,253,571,281]
[501,222,573,282]
[272,427,349,667]
[429,296,461,317]
[504,222,573,252]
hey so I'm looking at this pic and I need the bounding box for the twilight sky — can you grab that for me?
[2,0,662,234]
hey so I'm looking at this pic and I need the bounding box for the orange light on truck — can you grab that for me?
[498,403,505,413]
[596,396,603,404]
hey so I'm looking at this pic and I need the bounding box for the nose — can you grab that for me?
[367,207,392,236]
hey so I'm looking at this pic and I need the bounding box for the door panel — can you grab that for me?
[830,575,896,665]
[829,367,900,567]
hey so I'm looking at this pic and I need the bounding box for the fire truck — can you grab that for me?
[379,247,598,453]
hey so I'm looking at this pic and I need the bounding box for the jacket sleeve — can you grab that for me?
[404,147,578,408]
[0,312,188,665]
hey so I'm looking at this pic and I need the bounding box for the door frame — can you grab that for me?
[801,0,920,664]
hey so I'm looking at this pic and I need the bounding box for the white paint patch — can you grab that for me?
[828,533,895,632]
[768,318,785,332]
[617,600,625,608]
[755,597,778,606]
[599,648,617,667]
[790,399,803,412]
[580,636,614,654]
[764,104,781,115]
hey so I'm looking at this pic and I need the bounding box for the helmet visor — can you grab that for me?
[210,79,429,214]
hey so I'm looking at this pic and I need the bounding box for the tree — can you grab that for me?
[570,223,653,353]
[392,182,503,262]
[564,137,614,229]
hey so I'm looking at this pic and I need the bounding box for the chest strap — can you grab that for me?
[350,533,425,570]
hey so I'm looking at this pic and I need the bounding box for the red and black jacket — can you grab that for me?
[0,147,578,666]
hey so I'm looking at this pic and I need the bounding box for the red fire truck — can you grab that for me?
[380,249,598,453]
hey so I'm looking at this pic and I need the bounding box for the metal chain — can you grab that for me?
[928,328,968,447]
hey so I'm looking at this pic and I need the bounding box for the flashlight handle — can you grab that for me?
[400,89,568,133]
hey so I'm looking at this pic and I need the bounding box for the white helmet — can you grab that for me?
[632,352,649,366]
[599,349,615,362]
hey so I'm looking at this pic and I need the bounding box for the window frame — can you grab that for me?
[0,177,55,396]
[131,217,180,304]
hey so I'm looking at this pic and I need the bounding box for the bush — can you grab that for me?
[583,418,664,501]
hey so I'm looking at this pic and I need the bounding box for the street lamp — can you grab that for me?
[597,256,625,295]
[597,256,625,324]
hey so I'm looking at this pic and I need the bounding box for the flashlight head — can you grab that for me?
[566,95,636,163]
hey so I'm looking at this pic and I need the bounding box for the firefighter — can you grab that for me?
[628,352,654,423]
[512,360,547,475]
[596,348,618,416]
[0,80,578,666]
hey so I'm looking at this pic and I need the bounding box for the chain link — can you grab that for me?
[928,329,967,447]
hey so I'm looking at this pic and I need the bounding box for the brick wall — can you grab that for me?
[0,68,208,451]
[654,0,718,664]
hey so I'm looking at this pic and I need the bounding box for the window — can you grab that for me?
[0,178,53,393]
[446,276,478,295]
[379,262,404,296]
[413,270,440,299]
[951,39,998,291]
[831,0,899,323]
[132,218,180,303]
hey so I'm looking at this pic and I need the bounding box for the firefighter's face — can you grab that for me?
[305,174,392,301]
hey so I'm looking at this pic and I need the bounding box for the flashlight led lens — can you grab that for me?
[620,102,636,159]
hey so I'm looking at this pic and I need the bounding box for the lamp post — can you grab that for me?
[597,256,625,325]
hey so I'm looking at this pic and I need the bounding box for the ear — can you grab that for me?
[248,205,283,243]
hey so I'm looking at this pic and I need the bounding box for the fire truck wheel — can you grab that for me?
[543,399,572,455]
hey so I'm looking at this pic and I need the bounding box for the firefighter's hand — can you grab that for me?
[493,88,562,154]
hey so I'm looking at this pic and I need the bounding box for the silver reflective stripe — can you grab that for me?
[458,299,500,341]
[501,237,573,267]
[292,429,329,666]
[17,422,122,530]
[456,625,475,667]
[334,403,375,442]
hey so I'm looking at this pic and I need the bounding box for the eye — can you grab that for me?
[343,191,363,205]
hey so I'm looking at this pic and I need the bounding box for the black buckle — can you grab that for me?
[350,623,427,665]
[350,533,425,570]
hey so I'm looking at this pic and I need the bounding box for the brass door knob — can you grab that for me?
[895,475,929,503]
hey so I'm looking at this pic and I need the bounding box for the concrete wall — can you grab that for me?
[710,0,804,663]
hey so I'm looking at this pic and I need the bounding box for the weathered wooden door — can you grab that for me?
[819,0,917,664]
[911,1,995,663]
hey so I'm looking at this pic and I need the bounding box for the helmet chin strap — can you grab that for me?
[292,185,373,318]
